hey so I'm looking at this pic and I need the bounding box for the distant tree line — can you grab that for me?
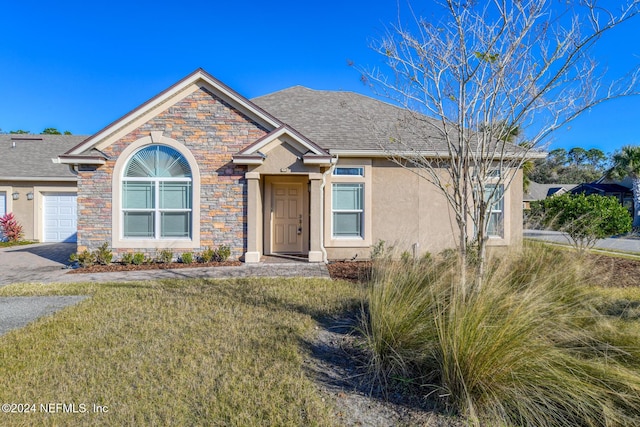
[0,128,72,135]
[527,147,608,184]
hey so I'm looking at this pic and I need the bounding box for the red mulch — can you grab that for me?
[327,261,372,283]
[67,260,242,274]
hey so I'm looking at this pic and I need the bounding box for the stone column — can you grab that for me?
[244,172,262,263]
[308,173,323,263]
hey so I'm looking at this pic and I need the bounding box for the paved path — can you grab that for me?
[0,243,330,286]
[0,243,330,337]
[524,229,640,254]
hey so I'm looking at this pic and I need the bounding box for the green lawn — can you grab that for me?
[0,278,362,426]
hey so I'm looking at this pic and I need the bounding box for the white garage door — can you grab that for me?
[0,192,5,240]
[43,193,77,242]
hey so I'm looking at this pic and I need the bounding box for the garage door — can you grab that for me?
[0,192,5,240]
[43,193,77,242]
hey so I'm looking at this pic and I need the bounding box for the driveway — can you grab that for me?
[524,229,640,254]
[0,242,76,286]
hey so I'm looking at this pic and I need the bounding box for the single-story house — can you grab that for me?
[0,134,86,242]
[523,182,577,210]
[3,69,529,262]
[570,181,634,214]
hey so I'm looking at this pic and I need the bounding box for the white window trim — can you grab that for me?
[486,184,504,238]
[112,134,200,249]
[333,167,364,177]
[122,176,192,240]
[484,177,511,246]
[331,183,364,239]
[324,159,372,248]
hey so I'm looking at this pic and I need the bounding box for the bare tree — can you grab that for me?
[360,0,640,293]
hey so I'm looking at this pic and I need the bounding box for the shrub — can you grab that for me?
[180,252,193,264]
[132,253,145,265]
[200,247,215,263]
[362,246,640,426]
[0,213,24,242]
[531,193,632,253]
[69,250,96,268]
[215,245,231,262]
[158,249,173,264]
[120,252,134,265]
[94,242,113,265]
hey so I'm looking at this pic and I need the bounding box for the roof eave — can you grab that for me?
[56,156,106,165]
[232,155,264,165]
[0,176,78,182]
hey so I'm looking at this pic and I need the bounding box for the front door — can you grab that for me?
[272,182,303,253]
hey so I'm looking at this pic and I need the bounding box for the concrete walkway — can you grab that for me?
[0,243,330,287]
[0,243,330,337]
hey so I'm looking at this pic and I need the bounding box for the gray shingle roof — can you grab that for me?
[0,134,87,179]
[524,182,578,201]
[252,86,448,152]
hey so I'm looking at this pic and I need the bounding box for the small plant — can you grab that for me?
[400,250,412,263]
[200,247,215,263]
[120,252,134,265]
[371,239,386,260]
[215,245,231,262]
[94,242,113,265]
[69,250,96,268]
[132,252,145,265]
[420,251,432,264]
[180,252,193,264]
[158,249,173,264]
[0,212,24,242]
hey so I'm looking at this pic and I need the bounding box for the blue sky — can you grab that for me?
[1,0,639,156]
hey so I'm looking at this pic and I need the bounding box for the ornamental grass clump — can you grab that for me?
[362,245,640,426]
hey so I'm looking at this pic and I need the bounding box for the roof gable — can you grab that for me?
[61,69,283,160]
[232,125,331,166]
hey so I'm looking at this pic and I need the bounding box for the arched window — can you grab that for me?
[122,145,192,239]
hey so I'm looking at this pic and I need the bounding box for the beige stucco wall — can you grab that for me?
[0,180,77,241]
[324,159,523,260]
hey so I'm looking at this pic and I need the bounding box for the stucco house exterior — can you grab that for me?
[30,68,527,262]
[0,134,85,242]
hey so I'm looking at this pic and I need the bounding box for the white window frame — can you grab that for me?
[111,134,201,250]
[485,183,505,238]
[331,183,364,239]
[122,176,192,240]
[324,160,372,249]
[333,167,364,177]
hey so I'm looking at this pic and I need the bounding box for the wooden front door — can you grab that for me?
[272,182,303,253]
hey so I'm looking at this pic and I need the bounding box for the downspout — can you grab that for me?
[320,155,338,263]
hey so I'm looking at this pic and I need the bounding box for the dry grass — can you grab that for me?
[0,278,362,426]
[362,246,640,426]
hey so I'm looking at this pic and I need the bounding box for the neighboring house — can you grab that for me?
[570,181,634,214]
[523,182,577,210]
[46,68,527,262]
[0,134,86,242]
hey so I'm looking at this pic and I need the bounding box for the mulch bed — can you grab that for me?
[327,261,372,283]
[65,254,640,287]
[66,260,242,274]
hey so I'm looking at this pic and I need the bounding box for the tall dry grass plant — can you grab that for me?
[362,245,640,426]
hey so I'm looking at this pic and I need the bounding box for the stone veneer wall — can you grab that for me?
[77,86,268,260]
